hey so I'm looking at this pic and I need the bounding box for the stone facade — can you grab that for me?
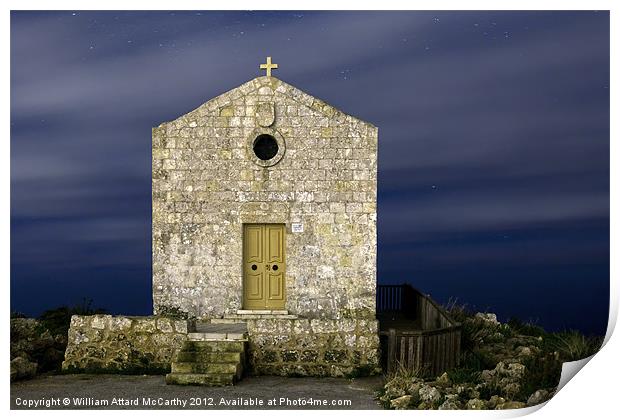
[62,315,380,377]
[152,76,378,320]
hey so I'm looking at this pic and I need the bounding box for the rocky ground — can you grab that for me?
[379,311,601,410]
[10,317,67,382]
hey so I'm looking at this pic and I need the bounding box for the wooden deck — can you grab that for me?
[377,285,461,377]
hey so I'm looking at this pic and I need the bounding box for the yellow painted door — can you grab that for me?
[243,224,286,309]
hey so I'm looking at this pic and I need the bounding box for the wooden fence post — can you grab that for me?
[387,328,397,373]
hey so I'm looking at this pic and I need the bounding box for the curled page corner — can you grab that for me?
[552,292,619,392]
[495,404,549,417]
[556,355,595,392]
[554,304,614,394]
[498,356,598,417]
[530,296,616,409]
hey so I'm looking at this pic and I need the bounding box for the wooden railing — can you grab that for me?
[376,284,417,318]
[382,325,462,376]
[377,284,462,376]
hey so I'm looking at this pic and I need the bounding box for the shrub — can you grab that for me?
[37,298,107,337]
[507,317,546,337]
[516,352,562,401]
[460,318,504,353]
[445,298,474,323]
[157,305,193,320]
[446,366,481,384]
[459,348,497,371]
[478,381,504,400]
[544,330,602,361]
[387,360,425,382]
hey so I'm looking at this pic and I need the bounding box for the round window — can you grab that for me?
[253,134,279,161]
[247,129,286,167]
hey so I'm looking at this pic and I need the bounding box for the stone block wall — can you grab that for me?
[152,76,378,320]
[246,318,380,377]
[62,315,188,373]
[61,315,381,377]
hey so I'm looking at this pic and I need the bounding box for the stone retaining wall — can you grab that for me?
[62,315,188,373]
[245,318,380,377]
[62,315,380,377]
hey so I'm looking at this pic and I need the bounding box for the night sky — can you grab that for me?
[10,11,609,335]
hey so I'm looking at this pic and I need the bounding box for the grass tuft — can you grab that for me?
[544,330,602,361]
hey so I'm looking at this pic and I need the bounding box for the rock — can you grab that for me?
[466,398,487,410]
[475,313,499,325]
[438,394,461,410]
[382,375,423,401]
[527,389,550,406]
[501,382,521,398]
[438,400,460,410]
[436,372,451,386]
[409,383,422,400]
[419,385,441,403]
[487,395,505,409]
[496,401,526,410]
[10,357,37,382]
[10,317,67,374]
[505,363,526,379]
[516,346,533,358]
[455,384,480,400]
[417,402,432,410]
[480,369,494,382]
[483,361,526,396]
[390,395,413,409]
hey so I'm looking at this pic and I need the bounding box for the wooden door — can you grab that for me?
[243,224,285,309]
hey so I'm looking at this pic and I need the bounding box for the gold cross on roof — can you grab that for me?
[260,56,278,77]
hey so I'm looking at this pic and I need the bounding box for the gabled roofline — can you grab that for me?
[156,76,376,130]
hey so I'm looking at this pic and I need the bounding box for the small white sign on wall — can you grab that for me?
[291,223,304,233]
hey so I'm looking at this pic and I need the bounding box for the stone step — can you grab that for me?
[194,322,248,333]
[188,332,248,341]
[210,318,246,324]
[182,340,246,353]
[176,351,242,364]
[171,361,241,375]
[165,373,236,386]
[236,309,289,315]
[222,313,298,320]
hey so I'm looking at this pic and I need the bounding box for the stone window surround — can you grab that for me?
[247,127,286,167]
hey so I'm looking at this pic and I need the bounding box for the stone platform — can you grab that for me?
[62,315,381,379]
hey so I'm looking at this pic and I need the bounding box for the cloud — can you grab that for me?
[10,11,609,331]
[380,187,608,239]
